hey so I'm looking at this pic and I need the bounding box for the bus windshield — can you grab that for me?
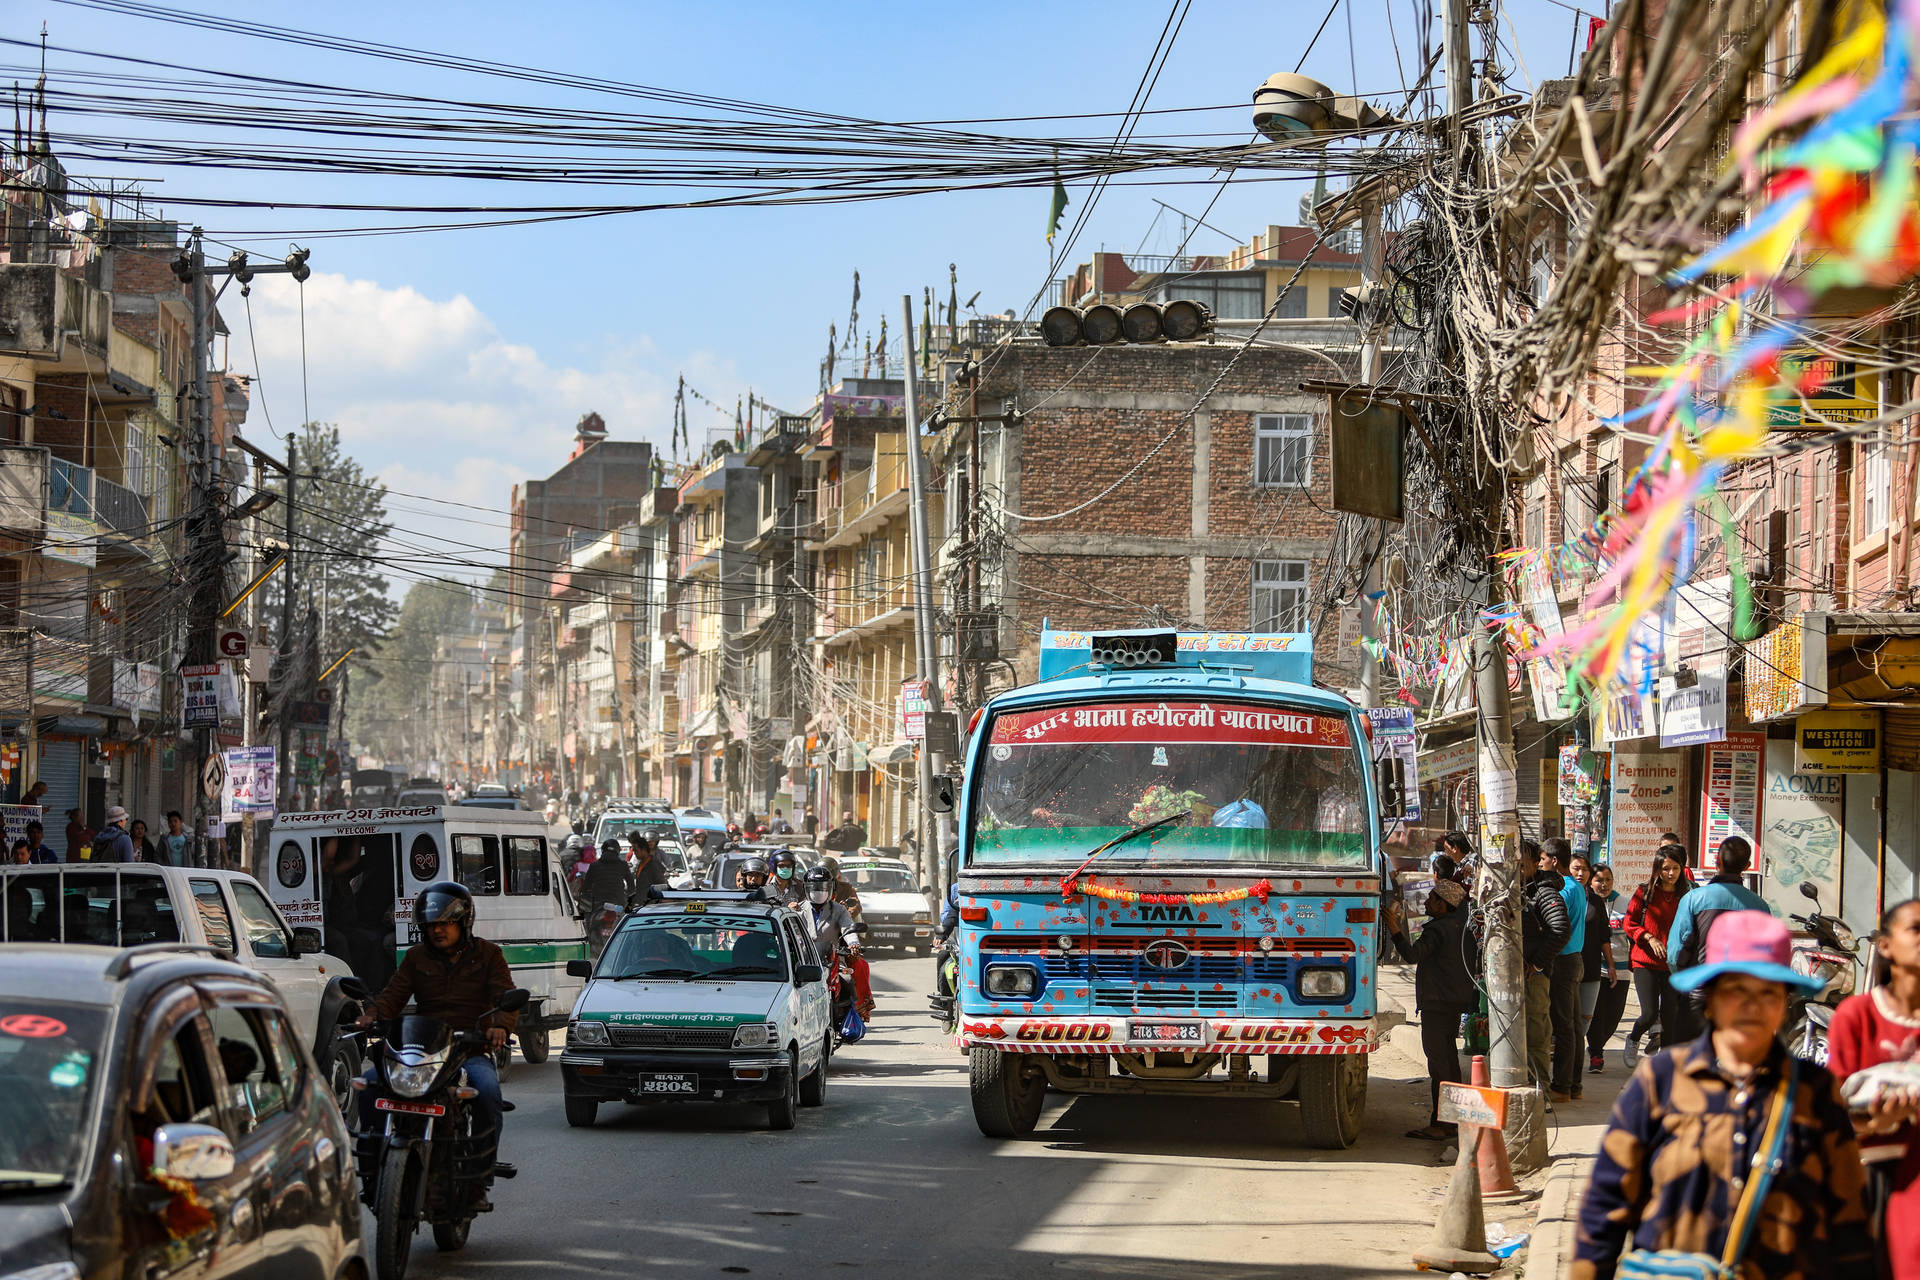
[969,699,1369,867]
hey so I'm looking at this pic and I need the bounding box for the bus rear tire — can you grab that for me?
[969,1047,1045,1138]
[1298,1053,1367,1149]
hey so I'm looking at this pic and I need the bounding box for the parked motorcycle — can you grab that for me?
[356,987,530,1280]
[1786,880,1862,1066]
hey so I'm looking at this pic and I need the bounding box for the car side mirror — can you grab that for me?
[151,1123,235,1182]
[928,776,956,814]
[498,988,532,1013]
[794,963,823,986]
[566,960,593,979]
[291,926,323,956]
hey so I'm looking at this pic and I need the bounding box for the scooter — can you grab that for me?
[1786,880,1862,1066]
[356,988,530,1280]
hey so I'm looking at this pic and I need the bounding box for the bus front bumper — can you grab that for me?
[957,1014,1382,1055]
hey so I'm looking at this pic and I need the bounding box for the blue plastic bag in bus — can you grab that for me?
[1212,798,1268,828]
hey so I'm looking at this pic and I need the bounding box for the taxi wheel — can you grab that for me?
[564,1094,598,1128]
[766,1050,800,1130]
[800,1035,830,1107]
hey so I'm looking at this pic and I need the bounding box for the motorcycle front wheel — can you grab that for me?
[374,1146,422,1280]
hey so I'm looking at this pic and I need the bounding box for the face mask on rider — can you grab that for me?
[808,888,831,905]
[776,866,794,880]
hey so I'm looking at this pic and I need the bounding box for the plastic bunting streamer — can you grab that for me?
[1528,6,1920,691]
[1356,591,1468,697]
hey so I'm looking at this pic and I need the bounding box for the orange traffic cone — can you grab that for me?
[1470,1054,1527,1203]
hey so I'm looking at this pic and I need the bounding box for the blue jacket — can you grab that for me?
[938,882,959,937]
[1558,873,1587,956]
[1667,876,1771,968]
[93,823,136,863]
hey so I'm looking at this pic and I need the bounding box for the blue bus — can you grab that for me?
[953,626,1389,1148]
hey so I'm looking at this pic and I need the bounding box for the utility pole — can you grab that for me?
[1354,196,1387,712]
[277,433,297,811]
[900,294,953,903]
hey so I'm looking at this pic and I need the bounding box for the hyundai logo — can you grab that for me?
[1142,940,1190,970]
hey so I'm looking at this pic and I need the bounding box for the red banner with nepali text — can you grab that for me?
[988,702,1351,749]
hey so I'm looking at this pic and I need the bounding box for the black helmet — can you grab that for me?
[413,881,474,941]
[802,866,833,889]
[741,856,770,877]
[770,850,800,875]
[600,838,623,857]
[571,819,585,834]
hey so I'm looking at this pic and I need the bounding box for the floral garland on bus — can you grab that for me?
[1060,876,1275,906]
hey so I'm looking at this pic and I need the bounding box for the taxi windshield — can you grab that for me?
[969,699,1369,868]
[845,866,917,893]
[601,915,786,981]
[0,1000,105,1189]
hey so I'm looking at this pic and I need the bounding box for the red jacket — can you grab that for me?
[1623,881,1688,971]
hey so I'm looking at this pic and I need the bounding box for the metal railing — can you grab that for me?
[91,473,150,538]
[48,457,92,519]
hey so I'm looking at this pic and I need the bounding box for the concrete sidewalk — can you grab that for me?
[1376,964,1638,1277]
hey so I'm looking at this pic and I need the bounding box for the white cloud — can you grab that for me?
[233,271,720,593]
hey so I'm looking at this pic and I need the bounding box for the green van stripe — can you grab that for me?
[499,941,588,964]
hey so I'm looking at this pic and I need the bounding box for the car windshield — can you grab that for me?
[969,699,1370,868]
[600,915,785,981]
[0,999,106,1189]
[844,866,917,893]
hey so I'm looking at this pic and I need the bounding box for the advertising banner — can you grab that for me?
[180,663,221,728]
[1365,707,1421,822]
[1795,708,1881,773]
[1609,749,1688,888]
[1658,659,1728,747]
[900,680,928,740]
[221,746,277,823]
[1760,739,1843,915]
[1558,744,1604,807]
[1,803,43,847]
[1698,730,1765,873]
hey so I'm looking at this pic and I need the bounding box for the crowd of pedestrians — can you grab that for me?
[8,782,195,865]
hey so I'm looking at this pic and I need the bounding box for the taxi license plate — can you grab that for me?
[1128,1020,1204,1045]
[639,1073,698,1095]
[374,1098,446,1116]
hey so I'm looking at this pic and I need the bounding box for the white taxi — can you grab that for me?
[559,891,832,1130]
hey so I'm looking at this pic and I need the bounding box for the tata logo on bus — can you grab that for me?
[1137,904,1196,923]
[1142,939,1191,970]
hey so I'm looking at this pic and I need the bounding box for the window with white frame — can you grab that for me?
[1252,559,1310,633]
[1254,414,1313,488]
[1862,438,1891,535]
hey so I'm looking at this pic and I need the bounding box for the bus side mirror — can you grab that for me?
[928,777,956,814]
[1376,767,1404,821]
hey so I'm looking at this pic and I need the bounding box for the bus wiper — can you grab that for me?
[1059,809,1189,890]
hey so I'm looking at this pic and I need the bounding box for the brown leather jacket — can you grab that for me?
[371,935,519,1033]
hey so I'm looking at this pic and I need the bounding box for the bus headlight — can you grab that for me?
[1298,967,1349,1000]
[984,965,1038,998]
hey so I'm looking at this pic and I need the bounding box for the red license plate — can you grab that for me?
[374,1098,446,1116]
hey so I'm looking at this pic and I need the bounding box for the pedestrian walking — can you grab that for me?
[63,808,92,861]
[1584,862,1632,1072]
[1569,853,1618,1077]
[1520,839,1571,1093]
[1828,897,1920,1280]
[91,807,135,863]
[1387,878,1480,1141]
[163,811,189,867]
[803,804,819,837]
[127,818,162,863]
[822,810,866,853]
[1623,845,1692,1067]
[1572,911,1873,1280]
[1544,837,1588,1102]
[20,820,55,864]
[1668,836,1771,970]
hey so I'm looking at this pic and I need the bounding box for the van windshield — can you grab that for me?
[968,699,1369,868]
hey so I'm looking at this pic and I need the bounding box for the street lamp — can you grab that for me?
[1251,73,1400,141]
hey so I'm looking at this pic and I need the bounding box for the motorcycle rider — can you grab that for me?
[736,855,779,902]
[802,867,874,1018]
[560,819,588,879]
[355,882,518,1201]
[769,850,804,904]
[930,880,961,1014]
[578,837,636,958]
[820,856,864,921]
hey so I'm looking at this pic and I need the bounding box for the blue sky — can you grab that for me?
[17,0,1582,569]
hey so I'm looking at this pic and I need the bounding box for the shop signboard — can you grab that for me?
[1419,737,1476,781]
[900,680,928,740]
[1609,749,1688,889]
[1366,707,1421,823]
[220,746,276,823]
[112,660,162,727]
[1759,739,1843,915]
[1698,730,1765,874]
[1,803,42,847]
[1594,681,1659,747]
[1764,350,1879,428]
[1658,658,1728,747]
[42,510,97,567]
[1744,621,1827,721]
[1794,707,1880,773]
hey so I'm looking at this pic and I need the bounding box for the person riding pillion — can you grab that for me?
[355,883,519,1198]
[579,838,636,957]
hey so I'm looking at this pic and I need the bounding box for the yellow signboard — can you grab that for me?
[1765,351,1879,429]
[1795,708,1881,773]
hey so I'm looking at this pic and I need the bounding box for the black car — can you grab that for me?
[0,942,363,1279]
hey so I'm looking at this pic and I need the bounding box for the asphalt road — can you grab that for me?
[369,953,1461,1280]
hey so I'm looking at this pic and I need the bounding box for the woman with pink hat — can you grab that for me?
[1572,910,1873,1280]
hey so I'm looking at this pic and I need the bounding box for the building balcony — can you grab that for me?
[0,445,47,540]
[819,445,909,549]
[3,452,152,558]
[0,263,112,371]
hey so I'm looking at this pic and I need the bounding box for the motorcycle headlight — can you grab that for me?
[731,1022,776,1049]
[385,1048,448,1099]
[1830,922,1858,950]
[570,1019,610,1046]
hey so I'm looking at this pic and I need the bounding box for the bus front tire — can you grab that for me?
[1298,1053,1367,1149]
[969,1047,1045,1138]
